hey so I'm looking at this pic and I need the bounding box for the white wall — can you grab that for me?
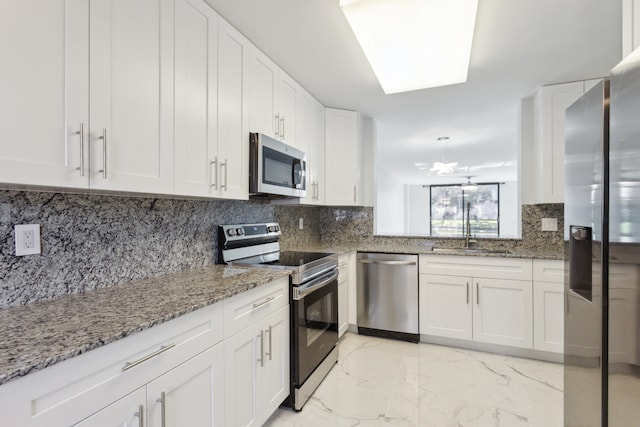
[499,181,519,237]
[405,185,430,235]
[375,166,406,234]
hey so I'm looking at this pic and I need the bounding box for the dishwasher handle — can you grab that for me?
[357,259,417,266]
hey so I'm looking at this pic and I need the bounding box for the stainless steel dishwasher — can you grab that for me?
[357,252,419,342]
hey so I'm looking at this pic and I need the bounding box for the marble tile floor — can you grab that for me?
[265,333,563,427]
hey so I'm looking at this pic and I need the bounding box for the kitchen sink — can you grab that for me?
[430,247,510,255]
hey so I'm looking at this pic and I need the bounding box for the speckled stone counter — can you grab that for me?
[0,265,290,386]
[285,243,563,260]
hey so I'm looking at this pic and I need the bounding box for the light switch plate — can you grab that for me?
[541,218,558,232]
[299,217,304,230]
[15,224,41,256]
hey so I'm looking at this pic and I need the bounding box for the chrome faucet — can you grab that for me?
[465,201,477,248]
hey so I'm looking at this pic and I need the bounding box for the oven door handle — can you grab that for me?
[292,270,338,301]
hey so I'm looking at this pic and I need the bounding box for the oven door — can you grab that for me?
[292,269,338,386]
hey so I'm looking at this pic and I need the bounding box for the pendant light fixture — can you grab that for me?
[429,136,458,175]
[461,176,478,191]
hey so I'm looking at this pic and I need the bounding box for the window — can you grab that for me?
[430,184,500,238]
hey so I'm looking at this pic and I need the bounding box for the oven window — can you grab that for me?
[306,292,333,346]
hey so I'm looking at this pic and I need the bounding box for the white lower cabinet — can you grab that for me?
[224,305,290,427]
[0,278,290,427]
[532,260,565,353]
[419,274,472,340]
[146,344,225,427]
[419,255,534,350]
[473,278,533,348]
[73,387,146,427]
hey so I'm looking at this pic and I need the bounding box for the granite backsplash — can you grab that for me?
[0,190,320,309]
[0,189,562,309]
[318,204,564,253]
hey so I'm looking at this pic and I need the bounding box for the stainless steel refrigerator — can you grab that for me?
[565,50,640,427]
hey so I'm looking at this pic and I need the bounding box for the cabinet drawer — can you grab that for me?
[533,260,565,283]
[224,277,289,339]
[420,255,532,281]
[0,301,224,427]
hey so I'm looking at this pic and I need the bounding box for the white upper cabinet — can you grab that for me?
[173,0,219,197]
[325,108,361,206]
[623,0,640,58]
[249,47,302,148]
[0,0,89,189]
[217,18,250,200]
[88,0,174,194]
[522,79,602,204]
[250,48,279,139]
[0,0,174,194]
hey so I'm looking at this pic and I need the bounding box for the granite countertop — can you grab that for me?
[0,265,290,386]
[286,243,563,260]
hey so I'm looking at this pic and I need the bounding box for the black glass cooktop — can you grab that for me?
[266,251,334,267]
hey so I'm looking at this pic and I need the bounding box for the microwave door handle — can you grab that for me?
[292,159,304,189]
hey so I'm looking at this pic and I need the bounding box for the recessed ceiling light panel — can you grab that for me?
[340,0,478,94]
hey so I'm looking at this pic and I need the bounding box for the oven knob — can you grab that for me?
[227,228,236,236]
[275,225,280,232]
[267,226,274,232]
[236,228,244,235]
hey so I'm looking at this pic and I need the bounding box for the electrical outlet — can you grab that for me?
[15,224,41,256]
[541,218,558,232]
[299,217,304,230]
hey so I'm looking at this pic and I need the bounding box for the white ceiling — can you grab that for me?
[205,0,622,186]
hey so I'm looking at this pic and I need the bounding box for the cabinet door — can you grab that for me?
[533,282,564,353]
[217,18,249,200]
[147,344,225,427]
[174,0,219,197]
[0,0,89,188]
[325,108,360,206]
[278,71,300,148]
[249,47,279,139]
[89,0,174,194]
[224,324,260,427]
[534,82,584,202]
[73,387,145,427]
[261,306,290,419]
[338,270,348,338]
[473,278,533,348]
[419,274,472,340]
[299,91,326,204]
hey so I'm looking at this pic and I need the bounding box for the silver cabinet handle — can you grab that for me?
[476,282,479,305]
[221,159,228,190]
[258,330,265,367]
[357,259,417,266]
[281,115,285,140]
[353,185,356,203]
[265,325,273,361]
[135,404,144,427]
[157,392,166,427]
[275,114,280,137]
[98,128,107,178]
[252,296,275,310]
[466,282,469,304]
[122,343,176,371]
[76,123,85,176]
[210,157,218,190]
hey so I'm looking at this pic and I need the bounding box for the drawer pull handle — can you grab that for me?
[252,296,275,310]
[122,343,176,372]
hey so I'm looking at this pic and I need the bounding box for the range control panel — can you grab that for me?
[219,222,281,241]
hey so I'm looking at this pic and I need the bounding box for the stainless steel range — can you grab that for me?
[218,222,339,411]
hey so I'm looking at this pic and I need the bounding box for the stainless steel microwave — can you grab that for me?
[249,133,306,198]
